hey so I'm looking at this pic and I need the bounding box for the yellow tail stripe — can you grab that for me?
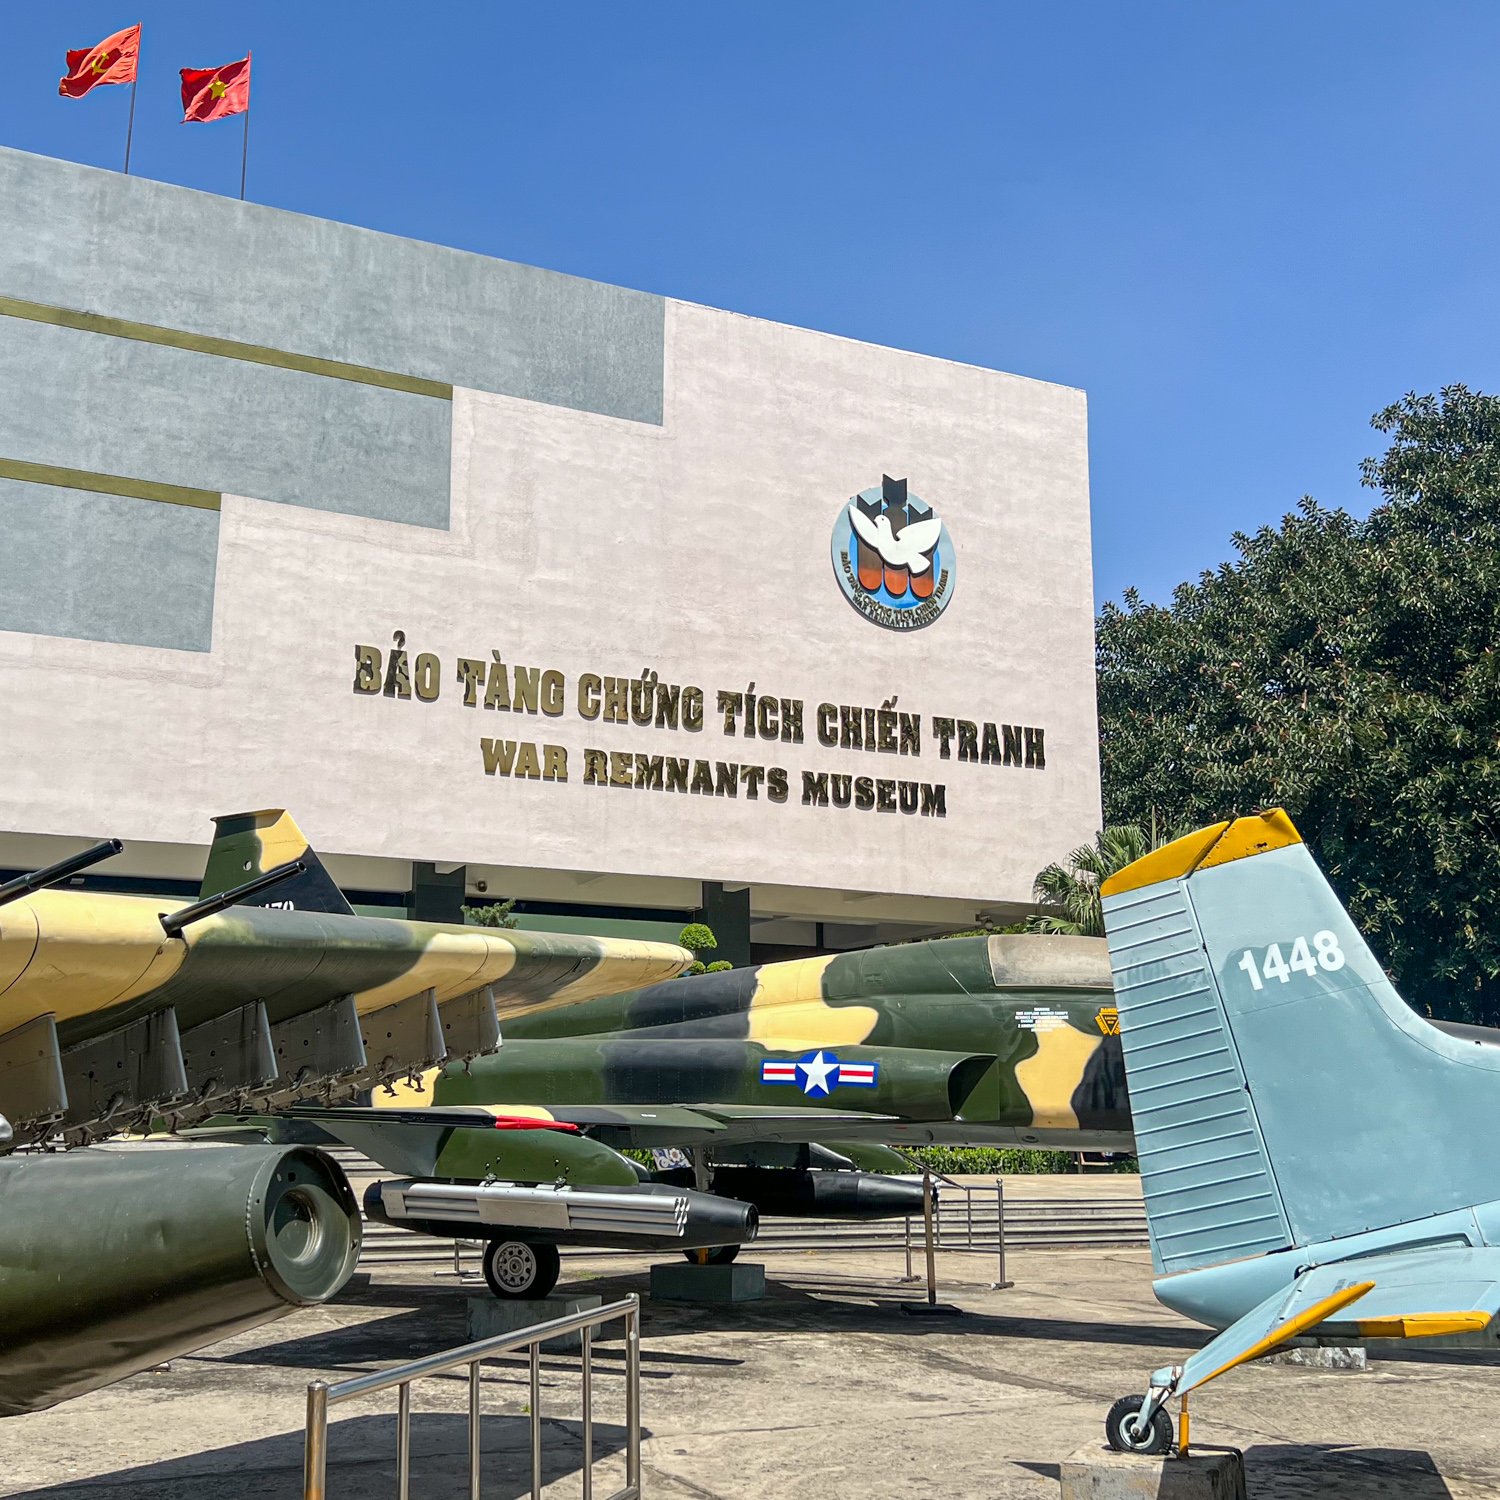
[1355,1312,1493,1339]
[1101,809,1304,898]
[1200,1280,1375,1386]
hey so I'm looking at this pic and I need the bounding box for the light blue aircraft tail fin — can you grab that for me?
[1101,810,1500,1277]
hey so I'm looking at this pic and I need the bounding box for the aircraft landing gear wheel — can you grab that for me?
[683,1244,740,1266]
[1105,1395,1174,1456]
[482,1240,561,1300]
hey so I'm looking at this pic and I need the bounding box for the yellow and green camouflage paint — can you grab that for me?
[0,809,690,1056]
[425,934,1132,1151]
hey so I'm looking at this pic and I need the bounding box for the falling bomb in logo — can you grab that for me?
[831,475,956,630]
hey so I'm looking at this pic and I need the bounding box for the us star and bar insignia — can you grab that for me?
[759,1050,879,1097]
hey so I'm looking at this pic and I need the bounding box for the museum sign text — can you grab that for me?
[352,636,1048,820]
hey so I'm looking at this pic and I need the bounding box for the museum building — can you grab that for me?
[0,145,1100,962]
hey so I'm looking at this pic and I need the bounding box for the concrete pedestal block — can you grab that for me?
[1265,1345,1367,1370]
[1060,1445,1246,1500]
[649,1260,765,1303]
[465,1294,603,1353]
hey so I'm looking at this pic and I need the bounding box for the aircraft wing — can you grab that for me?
[383,1100,901,1147]
[229,1104,645,1187]
[1163,1246,1500,1397]
[590,1102,901,1147]
[0,902,690,1139]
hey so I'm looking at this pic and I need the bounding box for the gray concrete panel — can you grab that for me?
[0,148,664,425]
[0,478,218,651]
[0,318,451,528]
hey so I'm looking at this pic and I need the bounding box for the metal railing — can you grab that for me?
[901,1176,1010,1288]
[302,1293,641,1500]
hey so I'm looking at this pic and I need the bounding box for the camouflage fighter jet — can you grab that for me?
[0,812,694,1415]
[1096,810,1500,1455]
[0,809,690,1143]
[351,932,1134,1291]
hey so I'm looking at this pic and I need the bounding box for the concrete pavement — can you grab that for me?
[2,1246,1496,1498]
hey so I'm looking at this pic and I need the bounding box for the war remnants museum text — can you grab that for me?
[353,639,1048,820]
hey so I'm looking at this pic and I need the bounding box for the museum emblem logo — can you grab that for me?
[831,475,955,630]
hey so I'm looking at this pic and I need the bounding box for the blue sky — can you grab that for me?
[4,3,1497,607]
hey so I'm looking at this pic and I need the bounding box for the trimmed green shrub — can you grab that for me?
[462,898,518,928]
[678,923,717,953]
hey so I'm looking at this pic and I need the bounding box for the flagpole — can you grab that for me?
[124,77,138,173]
[123,23,141,174]
[240,101,249,200]
[238,49,253,200]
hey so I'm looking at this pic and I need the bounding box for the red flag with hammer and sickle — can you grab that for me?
[180,54,250,123]
[58,23,141,99]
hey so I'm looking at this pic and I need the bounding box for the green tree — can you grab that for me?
[463,898,518,928]
[1027,826,1171,937]
[1098,385,1500,1023]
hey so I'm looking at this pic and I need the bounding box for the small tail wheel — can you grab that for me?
[683,1244,740,1266]
[482,1239,561,1300]
[1104,1394,1174,1456]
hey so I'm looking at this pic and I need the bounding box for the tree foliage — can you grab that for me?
[678,923,718,953]
[1098,385,1500,1022]
[675,923,720,979]
[463,898,518,928]
[1027,825,1174,937]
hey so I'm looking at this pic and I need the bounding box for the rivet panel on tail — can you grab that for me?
[1103,882,1292,1275]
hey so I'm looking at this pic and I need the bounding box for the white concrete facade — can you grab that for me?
[0,149,1099,937]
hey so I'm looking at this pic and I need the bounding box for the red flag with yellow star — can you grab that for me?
[59,23,141,99]
[180,54,250,123]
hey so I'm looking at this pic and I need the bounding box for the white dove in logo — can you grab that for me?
[848,503,944,575]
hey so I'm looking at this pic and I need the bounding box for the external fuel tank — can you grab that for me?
[0,1140,362,1415]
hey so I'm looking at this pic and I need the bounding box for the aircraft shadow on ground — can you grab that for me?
[333,1269,1500,1368]
[15,1412,635,1500]
[553,1266,1194,1350]
[211,1304,739,1378]
[213,1306,469,1372]
[1243,1443,1456,1497]
[276,1264,1193,1364]
[1016,1446,1454,1497]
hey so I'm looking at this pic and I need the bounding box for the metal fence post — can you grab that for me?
[901,1214,917,1281]
[529,1343,543,1500]
[581,1325,594,1500]
[303,1381,328,1500]
[922,1170,938,1306]
[396,1381,411,1500]
[996,1178,1009,1289]
[468,1360,482,1500]
[625,1296,642,1494]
